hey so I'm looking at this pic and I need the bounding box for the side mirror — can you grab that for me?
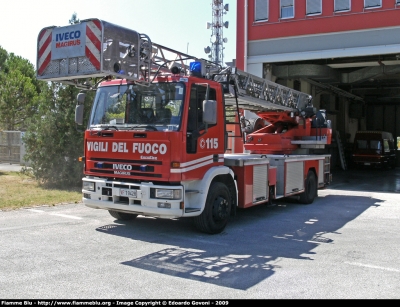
[77,92,86,104]
[203,100,217,125]
[75,92,86,126]
[75,104,84,125]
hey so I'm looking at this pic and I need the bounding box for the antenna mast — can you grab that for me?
[204,0,229,66]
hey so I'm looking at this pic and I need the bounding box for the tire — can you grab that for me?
[108,210,138,221]
[194,182,231,234]
[298,171,317,204]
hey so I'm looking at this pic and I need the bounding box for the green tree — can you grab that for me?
[0,48,39,130]
[23,82,94,188]
[0,46,8,69]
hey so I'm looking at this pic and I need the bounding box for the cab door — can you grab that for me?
[183,83,224,180]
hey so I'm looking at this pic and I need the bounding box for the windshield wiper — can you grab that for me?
[127,125,158,131]
[103,126,119,131]
[91,125,119,131]
[124,125,140,130]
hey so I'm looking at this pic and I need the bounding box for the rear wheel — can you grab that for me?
[194,182,231,234]
[108,210,138,220]
[298,171,317,204]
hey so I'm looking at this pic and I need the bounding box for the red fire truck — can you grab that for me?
[37,19,332,234]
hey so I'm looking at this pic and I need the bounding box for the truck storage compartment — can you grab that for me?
[224,154,270,208]
[267,155,326,198]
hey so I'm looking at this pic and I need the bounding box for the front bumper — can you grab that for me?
[82,177,184,219]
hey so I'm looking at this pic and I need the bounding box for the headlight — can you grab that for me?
[83,181,95,191]
[154,188,182,200]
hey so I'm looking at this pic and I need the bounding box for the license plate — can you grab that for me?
[364,163,371,165]
[120,188,137,198]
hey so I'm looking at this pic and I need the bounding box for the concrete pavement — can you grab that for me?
[0,163,26,172]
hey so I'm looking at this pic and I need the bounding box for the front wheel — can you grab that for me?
[108,210,138,221]
[298,171,317,204]
[194,182,232,234]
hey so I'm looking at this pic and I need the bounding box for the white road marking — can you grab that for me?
[346,261,400,273]
[50,213,83,220]
[26,208,82,220]
[26,209,45,213]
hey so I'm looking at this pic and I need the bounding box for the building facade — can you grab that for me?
[236,0,400,166]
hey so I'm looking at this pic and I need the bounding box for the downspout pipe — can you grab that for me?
[244,0,248,72]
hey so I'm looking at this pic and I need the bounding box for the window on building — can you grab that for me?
[364,0,381,8]
[306,0,322,15]
[334,0,350,12]
[397,0,400,5]
[281,0,294,19]
[255,0,269,21]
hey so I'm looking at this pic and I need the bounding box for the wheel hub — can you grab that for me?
[212,196,229,221]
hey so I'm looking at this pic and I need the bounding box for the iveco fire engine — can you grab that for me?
[36,19,332,234]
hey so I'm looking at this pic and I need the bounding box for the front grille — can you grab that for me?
[113,184,139,189]
[87,157,164,177]
[89,169,162,178]
[102,187,112,196]
[116,196,129,204]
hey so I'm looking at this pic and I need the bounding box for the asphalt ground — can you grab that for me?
[0,163,399,299]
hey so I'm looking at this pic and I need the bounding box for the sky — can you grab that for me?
[0,0,237,69]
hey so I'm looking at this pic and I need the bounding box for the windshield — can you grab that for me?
[89,82,185,131]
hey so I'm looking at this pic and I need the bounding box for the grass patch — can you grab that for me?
[0,171,82,210]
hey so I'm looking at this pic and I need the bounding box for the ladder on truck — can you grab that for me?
[146,51,316,142]
[212,68,333,152]
[149,48,313,118]
[37,17,311,114]
[219,68,313,114]
[36,18,313,117]
[212,68,315,145]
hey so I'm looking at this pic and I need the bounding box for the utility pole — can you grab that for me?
[204,0,229,66]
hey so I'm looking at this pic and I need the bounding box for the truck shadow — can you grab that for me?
[96,193,382,290]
